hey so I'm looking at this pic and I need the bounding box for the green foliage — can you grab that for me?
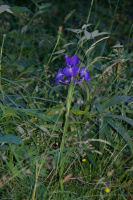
[0,0,132,199]
[0,134,22,144]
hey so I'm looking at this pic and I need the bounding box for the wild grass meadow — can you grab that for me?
[0,0,133,199]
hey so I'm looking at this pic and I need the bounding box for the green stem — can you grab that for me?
[47,28,62,66]
[59,79,74,191]
[86,0,94,23]
[0,34,6,97]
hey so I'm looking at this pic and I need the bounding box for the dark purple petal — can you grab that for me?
[65,55,79,67]
[63,66,79,77]
[65,56,71,66]
[80,67,91,82]
[72,65,79,74]
[63,67,73,76]
[55,68,64,84]
[55,78,60,84]
[56,68,64,79]
[55,76,64,84]
[70,55,79,66]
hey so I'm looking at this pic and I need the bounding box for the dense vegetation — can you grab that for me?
[0,0,133,199]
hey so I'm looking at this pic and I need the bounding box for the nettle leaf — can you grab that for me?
[0,5,13,14]
[82,30,109,41]
[82,24,92,30]
[107,120,133,154]
[84,30,91,39]
[91,30,109,37]
[0,134,22,144]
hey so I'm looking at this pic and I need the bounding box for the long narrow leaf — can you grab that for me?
[107,120,133,154]
[100,96,133,110]
[105,114,133,127]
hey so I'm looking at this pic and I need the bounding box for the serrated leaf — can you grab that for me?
[92,30,109,37]
[84,30,91,39]
[82,24,92,29]
[107,120,133,154]
[0,134,22,144]
[83,30,109,40]
[0,5,13,14]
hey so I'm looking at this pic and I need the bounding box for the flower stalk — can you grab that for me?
[59,78,74,191]
[55,55,91,192]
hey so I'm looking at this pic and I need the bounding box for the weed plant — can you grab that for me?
[0,0,133,199]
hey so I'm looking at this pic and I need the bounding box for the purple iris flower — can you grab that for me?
[80,67,91,82]
[63,65,79,77]
[55,56,91,85]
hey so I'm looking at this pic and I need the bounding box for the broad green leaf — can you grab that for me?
[44,104,64,116]
[0,134,22,144]
[19,108,54,122]
[107,120,133,154]
[99,118,112,143]
[100,96,133,111]
[104,114,133,127]
[11,6,32,15]
[70,109,86,115]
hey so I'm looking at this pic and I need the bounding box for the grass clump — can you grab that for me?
[0,0,133,199]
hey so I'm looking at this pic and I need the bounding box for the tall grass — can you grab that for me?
[0,0,132,199]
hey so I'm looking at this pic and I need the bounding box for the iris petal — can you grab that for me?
[65,56,71,66]
[70,55,79,66]
[63,66,79,77]
[80,67,91,82]
[65,55,79,67]
[55,68,64,84]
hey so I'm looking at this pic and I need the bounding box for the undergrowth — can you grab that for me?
[0,0,133,199]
